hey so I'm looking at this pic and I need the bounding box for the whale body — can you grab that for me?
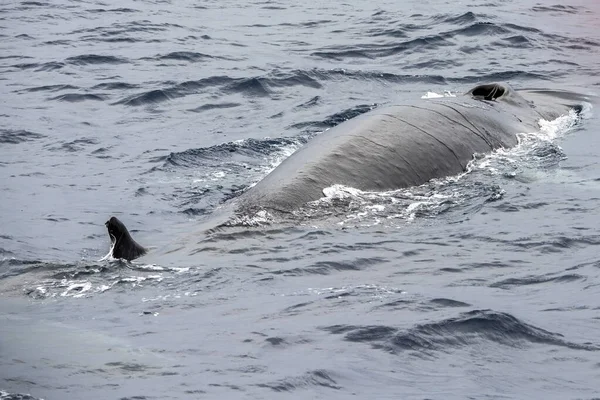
[232,82,583,214]
[105,83,585,260]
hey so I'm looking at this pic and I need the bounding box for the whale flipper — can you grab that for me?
[105,216,147,261]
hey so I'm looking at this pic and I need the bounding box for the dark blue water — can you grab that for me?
[1,0,600,399]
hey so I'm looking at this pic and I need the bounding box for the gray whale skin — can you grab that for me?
[106,82,585,260]
[232,82,583,214]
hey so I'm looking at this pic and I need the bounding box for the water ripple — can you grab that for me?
[50,93,107,102]
[322,310,599,355]
[65,54,128,65]
[0,129,46,144]
[257,370,340,392]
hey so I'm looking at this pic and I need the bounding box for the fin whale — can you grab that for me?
[232,82,584,214]
[105,82,586,260]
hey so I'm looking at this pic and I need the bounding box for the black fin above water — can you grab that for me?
[105,216,147,261]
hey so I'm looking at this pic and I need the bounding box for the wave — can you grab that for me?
[313,35,453,59]
[22,84,78,92]
[65,54,128,65]
[257,370,340,392]
[45,138,99,152]
[69,20,185,45]
[222,77,272,97]
[490,273,585,289]
[90,81,140,90]
[113,76,234,106]
[443,11,478,25]
[0,55,33,61]
[288,103,376,132]
[294,96,320,110]
[156,137,306,170]
[112,70,328,106]
[86,7,138,13]
[11,61,65,71]
[20,1,48,5]
[532,5,580,14]
[41,39,71,46]
[308,68,448,85]
[307,67,546,86]
[366,12,484,39]
[322,310,599,355]
[148,101,377,184]
[50,93,107,102]
[310,16,575,64]
[157,51,214,62]
[494,35,533,47]
[446,22,510,37]
[264,70,323,89]
[0,129,45,144]
[143,135,307,214]
[90,63,496,110]
[115,89,174,106]
[100,37,140,43]
[0,258,47,280]
[187,102,241,113]
[429,298,471,307]
[269,257,386,276]
[455,233,600,255]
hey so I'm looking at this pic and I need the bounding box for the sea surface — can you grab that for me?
[1,0,600,399]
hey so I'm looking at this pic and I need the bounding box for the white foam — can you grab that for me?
[322,184,363,198]
[193,170,226,183]
[60,281,92,298]
[300,284,404,299]
[537,108,581,141]
[228,209,274,227]
[421,91,457,99]
[98,238,116,261]
[316,182,458,225]
[120,275,163,287]
[469,108,582,174]
[0,391,45,400]
[136,263,167,271]
[97,283,115,293]
[136,263,190,274]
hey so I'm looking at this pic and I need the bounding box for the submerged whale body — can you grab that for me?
[106,82,585,260]
[233,82,583,214]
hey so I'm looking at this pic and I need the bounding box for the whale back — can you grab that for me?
[234,83,577,213]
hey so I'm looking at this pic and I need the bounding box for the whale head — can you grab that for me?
[469,82,586,121]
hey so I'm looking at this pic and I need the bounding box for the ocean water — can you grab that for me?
[1,0,600,399]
